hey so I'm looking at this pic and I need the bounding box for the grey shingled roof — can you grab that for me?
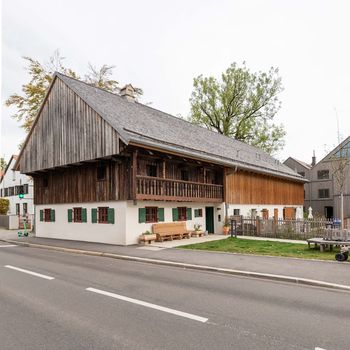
[56,73,304,182]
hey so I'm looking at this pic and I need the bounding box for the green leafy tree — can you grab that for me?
[6,50,143,133]
[0,158,7,171]
[0,198,10,214]
[189,62,285,154]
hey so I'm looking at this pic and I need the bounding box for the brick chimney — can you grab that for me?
[311,150,316,167]
[120,84,135,102]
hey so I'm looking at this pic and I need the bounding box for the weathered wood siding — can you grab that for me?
[33,160,131,204]
[225,170,304,205]
[20,77,120,174]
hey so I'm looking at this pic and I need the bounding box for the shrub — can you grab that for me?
[0,198,10,215]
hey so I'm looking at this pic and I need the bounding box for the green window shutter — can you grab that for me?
[158,208,164,222]
[187,208,192,221]
[139,208,146,223]
[172,208,178,221]
[68,209,73,223]
[82,208,87,223]
[50,209,55,222]
[108,208,115,224]
[40,210,43,222]
[91,208,97,223]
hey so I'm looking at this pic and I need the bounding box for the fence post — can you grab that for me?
[256,216,261,236]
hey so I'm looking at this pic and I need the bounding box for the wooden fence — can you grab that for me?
[230,216,333,240]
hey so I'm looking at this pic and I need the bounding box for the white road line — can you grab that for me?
[315,348,327,350]
[0,245,17,248]
[4,265,55,280]
[86,287,208,323]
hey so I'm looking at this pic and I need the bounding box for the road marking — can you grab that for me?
[86,287,208,323]
[315,348,327,350]
[4,265,55,280]
[0,245,17,248]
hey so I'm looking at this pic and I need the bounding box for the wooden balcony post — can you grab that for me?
[132,150,138,199]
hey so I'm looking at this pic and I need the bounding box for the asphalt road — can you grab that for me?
[0,242,349,350]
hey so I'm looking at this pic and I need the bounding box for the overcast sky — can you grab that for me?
[1,0,350,165]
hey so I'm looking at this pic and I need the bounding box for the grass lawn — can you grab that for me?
[180,237,341,260]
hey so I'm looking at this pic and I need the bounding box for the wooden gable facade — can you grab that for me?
[18,77,120,174]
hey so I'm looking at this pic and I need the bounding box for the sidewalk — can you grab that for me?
[1,233,349,287]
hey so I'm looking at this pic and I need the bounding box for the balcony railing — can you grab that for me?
[136,176,223,202]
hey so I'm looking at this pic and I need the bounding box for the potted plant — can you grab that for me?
[192,223,204,237]
[139,230,157,244]
[223,217,230,235]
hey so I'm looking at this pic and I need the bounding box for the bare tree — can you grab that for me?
[331,151,350,229]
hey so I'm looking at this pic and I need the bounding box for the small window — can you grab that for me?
[73,207,82,223]
[317,170,329,180]
[44,209,51,222]
[43,176,49,188]
[318,188,330,199]
[194,209,203,217]
[298,171,305,177]
[23,203,28,214]
[178,207,187,221]
[146,164,157,177]
[97,165,106,181]
[16,203,20,215]
[98,207,109,223]
[9,187,14,196]
[180,169,189,181]
[23,184,29,194]
[233,209,240,216]
[146,207,158,223]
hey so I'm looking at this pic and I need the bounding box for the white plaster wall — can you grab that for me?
[227,204,303,219]
[124,201,224,245]
[0,158,34,215]
[36,201,127,245]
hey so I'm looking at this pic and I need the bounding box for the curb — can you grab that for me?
[2,238,350,292]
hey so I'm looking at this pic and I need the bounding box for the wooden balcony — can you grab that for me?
[136,176,223,202]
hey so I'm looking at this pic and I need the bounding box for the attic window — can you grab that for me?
[97,165,106,181]
[43,176,48,188]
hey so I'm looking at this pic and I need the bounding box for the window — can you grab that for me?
[317,170,329,179]
[0,189,2,197]
[23,184,29,194]
[233,209,240,216]
[178,207,187,221]
[16,203,20,215]
[43,208,55,222]
[73,207,82,223]
[180,169,189,181]
[298,171,305,177]
[4,188,9,197]
[194,209,203,217]
[9,187,15,196]
[23,203,28,214]
[97,165,106,181]
[146,207,158,223]
[318,188,330,199]
[43,176,49,188]
[335,141,350,158]
[146,164,157,177]
[98,207,109,223]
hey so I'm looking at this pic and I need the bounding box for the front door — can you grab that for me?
[205,207,214,233]
[324,206,333,219]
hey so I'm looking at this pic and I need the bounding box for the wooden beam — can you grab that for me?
[132,150,138,199]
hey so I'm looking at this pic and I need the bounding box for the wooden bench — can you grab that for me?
[152,222,191,242]
[307,237,350,252]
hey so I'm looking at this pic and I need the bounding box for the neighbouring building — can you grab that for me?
[0,155,34,229]
[14,73,305,245]
[284,136,350,220]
